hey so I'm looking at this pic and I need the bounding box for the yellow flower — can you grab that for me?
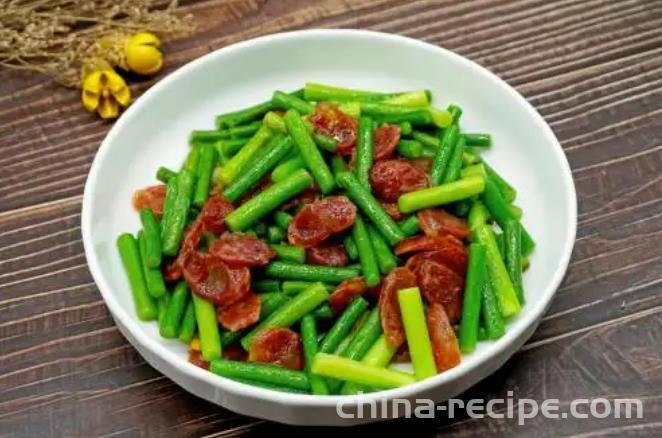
[124,32,163,75]
[81,69,131,119]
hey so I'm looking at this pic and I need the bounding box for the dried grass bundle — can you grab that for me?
[0,0,194,87]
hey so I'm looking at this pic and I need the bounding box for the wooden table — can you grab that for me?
[1,0,661,435]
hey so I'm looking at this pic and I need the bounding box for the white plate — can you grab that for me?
[81,29,577,426]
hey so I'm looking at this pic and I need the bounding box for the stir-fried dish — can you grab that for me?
[117,82,533,394]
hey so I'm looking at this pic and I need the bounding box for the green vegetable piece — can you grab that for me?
[360,102,434,125]
[477,326,488,341]
[338,102,361,118]
[367,224,398,275]
[468,200,490,230]
[397,139,424,158]
[137,231,166,298]
[139,208,162,268]
[312,303,335,320]
[274,211,293,230]
[398,215,421,236]
[280,281,310,295]
[240,282,329,350]
[361,335,398,367]
[382,90,430,107]
[161,281,190,339]
[504,219,525,305]
[399,121,413,136]
[272,90,314,114]
[442,134,466,184]
[192,294,222,362]
[421,146,437,158]
[398,175,485,213]
[178,300,197,343]
[225,169,313,231]
[482,272,505,339]
[312,132,338,153]
[157,293,171,331]
[209,360,310,391]
[215,138,249,158]
[375,109,434,126]
[482,176,534,256]
[160,175,178,241]
[462,151,481,167]
[270,244,305,264]
[460,163,486,179]
[459,243,486,353]
[374,108,434,126]
[303,82,402,103]
[429,124,459,185]
[483,162,517,203]
[284,109,336,194]
[343,235,359,261]
[217,124,273,185]
[447,104,462,123]
[230,378,309,394]
[355,116,374,190]
[263,261,360,284]
[192,143,218,208]
[253,280,281,293]
[117,233,158,321]
[325,309,372,393]
[474,225,520,318]
[411,131,440,149]
[281,281,333,295]
[264,111,287,133]
[398,287,437,379]
[340,335,398,395]
[223,135,293,202]
[319,297,369,354]
[222,121,265,138]
[352,216,380,287]
[341,307,382,361]
[162,170,195,256]
[301,315,330,395]
[233,92,303,129]
[463,133,492,147]
[304,116,338,155]
[335,171,405,246]
[184,143,201,173]
[216,101,276,129]
[333,311,367,357]
[271,155,305,183]
[156,166,177,183]
[267,226,285,243]
[312,353,415,389]
[189,129,233,144]
[330,157,348,178]
[429,107,454,128]
[495,231,505,259]
[215,144,229,166]
[508,204,523,220]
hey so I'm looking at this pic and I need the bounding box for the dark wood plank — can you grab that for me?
[1,0,661,436]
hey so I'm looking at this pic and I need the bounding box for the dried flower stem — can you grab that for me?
[0,0,194,87]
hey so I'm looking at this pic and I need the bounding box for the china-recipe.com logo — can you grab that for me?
[336,392,644,424]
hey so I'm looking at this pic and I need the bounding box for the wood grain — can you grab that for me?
[1,0,661,436]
